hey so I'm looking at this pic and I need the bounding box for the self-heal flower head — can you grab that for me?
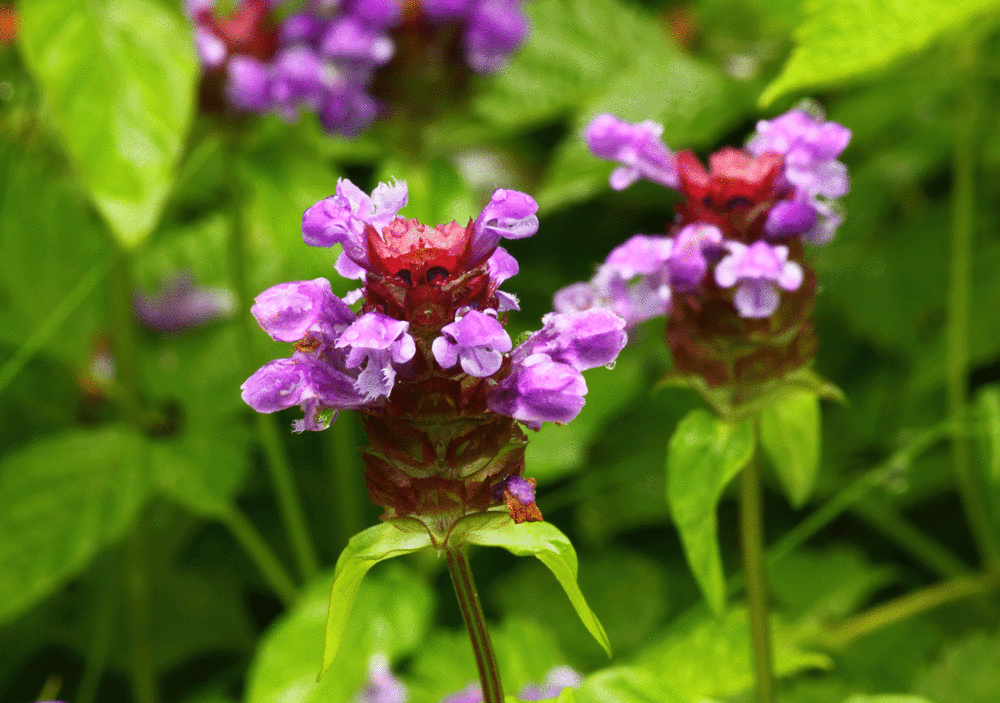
[714,241,804,319]
[585,114,679,190]
[432,309,513,377]
[336,313,416,401]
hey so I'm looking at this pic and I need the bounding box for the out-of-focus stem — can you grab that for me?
[76,565,117,703]
[446,546,504,703]
[824,571,1000,649]
[740,448,775,703]
[123,524,160,703]
[109,252,142,420]
[226,136,320,583]
[948,36,1000,571]
[325,412,367,551]
[220,504,299,606]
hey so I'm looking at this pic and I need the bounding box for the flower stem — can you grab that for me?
[948,35,1000,571]
[123,522,160,703]
[225,135,320,584]
[739,447,775,703]
[445,546,504,703]
[76,560,117,703]
[824,571,1000,649]
[220,504,299,606]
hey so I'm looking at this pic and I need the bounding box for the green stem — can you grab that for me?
[76,566,117,703]
[325,412,367,551]
[0,255,111,395]
[852,498,969,579]
[765,424,952,569]
[947,36,1000,571]
[220,504,299,606]
[445,546,504,703]
[824,571,1000,649]
[108,252,142,420]
[123,524,160,703]
[740,448,775,703]
[225,136,320,583]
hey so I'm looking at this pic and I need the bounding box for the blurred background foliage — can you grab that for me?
[3,0,1000,702]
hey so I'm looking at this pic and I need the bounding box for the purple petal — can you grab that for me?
[733,279,780,318]
[489,360,587,427]
[468,189,539,266]
[464,0,530,73]
[515,309,627,372]
[764,197,818,238]
[251,278,354,342]
[604,234,672,279]
[487,246,519,286]
[241,358,307,413]
[584,114,679,190]
[432,309,512,378]
[667,223,723,291]
[226,57,272,112]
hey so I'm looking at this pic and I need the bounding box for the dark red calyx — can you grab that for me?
[677,148,783,213]
[366,217,473,286]
[200,0,278,62]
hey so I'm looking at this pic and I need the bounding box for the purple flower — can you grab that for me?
[432,309,513,377]
[464,0,530,73]
[585,114,679,190]
[514,309,628,372]
[487,247,521,312]
[133,273,235,334]
[240,352,366,432]
[321,16,395,67]
[226,56,273,111]
[336,313,416,401]
[714,240,804,319]
[354,654,407,703]
[302,178,409,263]
[251,278,355,343]
[763,196,817,239]
[488,359,587,429]
[517,665,583,701]
[468,188,539,267]
[666,223,724,291]
[440,683,483,703]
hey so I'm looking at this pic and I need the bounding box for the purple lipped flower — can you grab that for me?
[336,313,416,401]
[432,309,513,377]
[464,0,530,73]
[423,0,474,22]
[269,44,326,118]
[514,309,627,372]
[488,359,587,429]
[491,474,535,504]
[585,114,679,191]
[666,222,724,291]
[240,352,367,432]
[321,16,395,67]
[714,240,804,319]
[251,278,355,343]
[440,682,483,703]
[346,0,402,30]
[133,272,236,334]
[302,178,409,262]
[280,13,326,44]
[763,196,818,239]
[226,55,273,111]
[517,665,583,701]
[354,654,407,703]
[747,110,851,192]
[487,247,521,312]
[468,188,539,267]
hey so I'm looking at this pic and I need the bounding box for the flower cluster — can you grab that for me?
[353,655,582,703]
[241,178,626,522]
[556,108,850,391]
[188,0,529,136]
[133,272,235,334]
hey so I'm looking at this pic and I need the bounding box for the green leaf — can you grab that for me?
[473,0,673,131]
[247,563,434,703]
[844,697,936,703]
[760,0,1000,106]
[576,667,687,703]
[458,518,612,657]
[320,520,433,677]
[666,409,755,614]
[18,0,198,247]
[759,387,822,508]
[0,427,153,623]
[638,606,832,700]
[913,628,1000,703]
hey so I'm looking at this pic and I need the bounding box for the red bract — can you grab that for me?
[197,0,278,63]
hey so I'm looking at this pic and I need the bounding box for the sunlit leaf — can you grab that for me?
[760,0,1000,106]
[759,387,822,508]
[458,517,612,657]
[247,563,434,703]
[576,667,686,703]
[320,520,432,677]
[666,409,755,614]
[913,628,1000,703]
[18,0,199,247]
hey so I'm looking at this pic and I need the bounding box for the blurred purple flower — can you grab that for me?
[354,654,407,703]
[133,273,235,334]
[714,240,804,319]
[585,114,679,190]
